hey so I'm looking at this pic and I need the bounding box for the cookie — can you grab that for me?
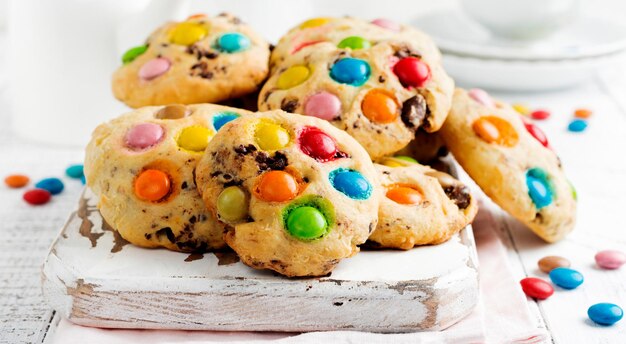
[368,158,477,249]
[258,17,454,159]
[195,110,380,277]
[439,88,576,242]
[394,130,448,164]
[84,104,252,252]
[112,13,270,108]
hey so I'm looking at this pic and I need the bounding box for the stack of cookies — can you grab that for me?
[84,14,576,277]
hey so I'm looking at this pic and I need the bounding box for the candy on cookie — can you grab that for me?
[195,110,380,277]
[112,13,270,108]
[258,17,454,159]
[368,157,477,249]
[84,104,252,252]
[439,88,577,242]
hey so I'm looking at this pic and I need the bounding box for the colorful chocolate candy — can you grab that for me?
[337,36,371,50]
[255,121,290,150]
[472,116,519,147]
[256,171,299,202]
[299,17,331,29]
[520,277,554,300]
[134,169,170,202]
[35,178,64,195]
[304,92,341,121]
[177,126,212,152]
[595,250,626,270]
[299,127,338,161]
[217,32,251,53]
[530,109,550,120]
[65,164,84,179]
[277,65,310,90]
[524,122,549,147]
[468,88,495,108]
[168,22,208,45]
[512,103,530,116]
[393,57,430,88]
[23,188,52,205]
[526,168,553,209]
[329,58,371,86]
[370,18,401,31]
[122,45,148,64]
[139,57,171,81]
[212,112,240,131]
[286,206,327,240]
[386,185,422,205]
[217,186,249,221]
[574,108,593,119]
[538,255,571,273]
[125,123,164,150]
[549,267,584,289]
[329,168,372,200]
[361,89,399,124]
[4,174,29,188]
[568,119,588,132]
[588,303,623,326]
[156,104,189,120]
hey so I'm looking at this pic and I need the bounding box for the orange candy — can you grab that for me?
[4,174,29,188]
[574,108,592,119]
[361,89,399,124]
[186,13,206,20]
[472,116,519,147]
[255,171,298,202]
[386,185,423,205]
[134,169,171,202]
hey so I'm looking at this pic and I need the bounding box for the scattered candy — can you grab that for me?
[472,116,519,147]
[139,57,171,81]
[595,250,626,270]
[134,169,171,202]
[256,171,299,202]
[125,123,164,150]
[371,18,401,31]
[330,58,371,86]
[168,22,208,46]
[588,303,623,326]
[361,89,399,124]
[23,188,51,205]
[217,32,251,53]
[386,185,423,205]
[286,206,327,240]
[177,126,212,152]
[574,108,593,119]
[538,256,570,273]
[122,45,148,64]
[156,104,189,119]
[530,110,550,120]
[217,186,249,222]
[520,277,554,300]
[568,119,588,133]
[255,122,290,150]
[212,112,240,131]
[65,164,84,179]
[393,57,430,88]
[512,103,530,116]
[468,88,495,108]
[526,168,553,209]
[277,65,310,89]
[4,174,29,188]
[524,122,549,147]
[304,92,341,121]
[337,36,371,50]
[299,17,331,29]
[549,267,584,289]
[35,178,64,195]
[329,168,372,200]
[299,127,338,161]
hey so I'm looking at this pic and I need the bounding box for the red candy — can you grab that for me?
[524,123,549,147]
[530,110,550,120]
[520,277,554,300]
[292,40,324,54]
[393,57,430,88]
[299,127,338,161]
[23,188,52,205]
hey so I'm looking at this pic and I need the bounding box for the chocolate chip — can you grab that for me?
[144,233,152,240]
[181,181,188,189]
[401,95,427,130]
[155,104,189,119]
[443,185,471,210]
[378,75,385,83]
[256,151,288,171]
[189,215,197,224]
[156,227,176,243]
[280,98,299,113]
[234,144,257,155]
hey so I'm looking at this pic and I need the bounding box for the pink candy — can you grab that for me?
[468,88,496,108]
[595,250,626,270]
[125,123,164,149]
[371,18,401,32]
[304,92,341,121]
[139,57,171,81]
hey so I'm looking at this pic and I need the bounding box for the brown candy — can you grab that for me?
[156,104,190,119]
[538,256,570,273]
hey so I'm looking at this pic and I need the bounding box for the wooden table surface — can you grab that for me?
[1,41,626,344]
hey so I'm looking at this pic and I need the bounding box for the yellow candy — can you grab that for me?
[255,121,290,150]
[299,17,331,29]
[168,22,208,46]
[382,160,403,167]
[512,103,530,116]
[277,65,310,90]
[177,126,213,152]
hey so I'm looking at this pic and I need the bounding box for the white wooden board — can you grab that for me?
[41,189,479,333]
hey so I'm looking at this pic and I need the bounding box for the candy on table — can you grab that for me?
[574,108,593,119]
[4,174,29,188]
[65,164,84,179]
[524,122,549,147]
[588,303,624,326]
[23,188,52,205]
[538,256,571,273]
[304,92,341,121]
[520,277,554,300]
[530,109,550,120]
[595,250,626,270]
[549,267,584,289]
[35,177,64,195]
[568,119,588,132]
[512,103,531,115]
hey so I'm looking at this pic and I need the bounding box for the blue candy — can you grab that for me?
[549,267,584,289]
[526,168,553,209]
[588,303,623,326]
[213,112,240,131]
[217,33,250,53]
[65,164,84,179]
[329,58,371,86]
[568,119,588,132]
[329,168,372,200]
[35,177,64,195]
[81,175,86,185]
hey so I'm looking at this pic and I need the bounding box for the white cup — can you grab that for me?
[461,0,580,41]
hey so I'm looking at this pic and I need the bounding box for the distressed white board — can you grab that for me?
[41,189,479,333]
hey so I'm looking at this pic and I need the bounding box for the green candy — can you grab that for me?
[122,45,148,64]
[286,206,327,240]
[337,36,371,50]
[569,180,577,201]
[217,186,249,222]
[394,155,418,164]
